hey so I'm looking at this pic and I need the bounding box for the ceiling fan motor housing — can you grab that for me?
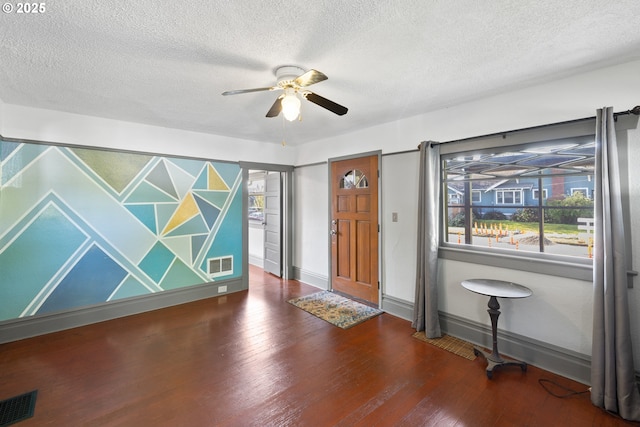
[275,65,306,88]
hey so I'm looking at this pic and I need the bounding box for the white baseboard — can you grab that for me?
[249,254,264,268]
[293,267,328,290]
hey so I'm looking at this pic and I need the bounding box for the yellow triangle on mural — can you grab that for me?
[208,165,229,191]
[162,192,199,235]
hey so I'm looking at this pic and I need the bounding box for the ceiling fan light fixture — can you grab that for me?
[281,90,301,121]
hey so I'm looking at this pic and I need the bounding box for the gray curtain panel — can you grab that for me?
[590,107,640,420]
[412,141,442,338]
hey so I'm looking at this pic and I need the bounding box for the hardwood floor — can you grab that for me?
[0,266,635,426]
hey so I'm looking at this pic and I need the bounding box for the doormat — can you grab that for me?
[0,390,37,426]
[412,331,477,360]
[288,291,383,329]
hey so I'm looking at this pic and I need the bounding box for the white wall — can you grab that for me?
[0,104,296,165]
[381,152,419,302]
[248,225,264,268]
[292,59,640,364]
[293,164,329,279]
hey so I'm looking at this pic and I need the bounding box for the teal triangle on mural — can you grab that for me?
[110,276,152,300]
[160,258,206,290]
[125,181,177,204]
[193,193,221,229]
[139,241,175,284]
[125,204,157,234]
[156,203,180,232]
[146,160,178,199]
[192,190,229,209]
[193,167,208,190]
[167,158,206,178]
[191,234,208,263]
[165,213,209,237]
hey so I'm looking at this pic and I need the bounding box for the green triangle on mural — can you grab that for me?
[71,148,153,194]
[126,181,178,204]
[160,258,206,290]
[192,190,229,209]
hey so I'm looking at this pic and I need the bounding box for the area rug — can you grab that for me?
[288,291,383,329]
[412,331,477,360]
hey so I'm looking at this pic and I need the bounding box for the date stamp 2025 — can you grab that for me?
[2,2,46,14]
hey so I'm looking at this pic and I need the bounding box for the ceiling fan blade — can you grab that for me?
[222,86,277,96]
[303,92,348,116]
[266,96,282,118]
[294,69,328,87]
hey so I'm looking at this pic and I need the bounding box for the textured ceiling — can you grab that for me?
[1,1,640,145]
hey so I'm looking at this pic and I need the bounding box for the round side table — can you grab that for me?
[461,278,532,379]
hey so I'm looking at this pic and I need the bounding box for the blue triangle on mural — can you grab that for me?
[192,190,229,209]
[1,140,21,161]
[193,193,221,229]
[191,234,208,262]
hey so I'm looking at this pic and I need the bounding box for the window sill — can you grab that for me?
[438,245,593,281]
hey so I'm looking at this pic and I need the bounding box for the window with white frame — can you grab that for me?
[248,172,265,222]
[442,134,595,259]
[532,188,548,200]
[571,187,590,198]
[495,189,522,205]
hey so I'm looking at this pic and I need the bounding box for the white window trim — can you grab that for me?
[532,188,548,200]
[438,118,600,280]
[571,187,590,198]
[495,189,523,205]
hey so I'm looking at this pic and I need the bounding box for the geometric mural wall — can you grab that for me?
[0,138,242,321]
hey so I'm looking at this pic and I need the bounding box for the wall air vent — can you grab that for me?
[208,256,233,278]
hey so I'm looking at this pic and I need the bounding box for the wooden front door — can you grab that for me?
[330,155,379,305]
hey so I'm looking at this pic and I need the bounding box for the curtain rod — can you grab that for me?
[429,105,640,147]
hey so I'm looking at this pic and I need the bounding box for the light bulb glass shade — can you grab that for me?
[281,93,301,121]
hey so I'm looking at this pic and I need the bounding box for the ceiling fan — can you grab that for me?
[222,66,348,121]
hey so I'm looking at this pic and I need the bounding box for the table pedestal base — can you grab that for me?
[476,295,527,379]
[472,346,527,379]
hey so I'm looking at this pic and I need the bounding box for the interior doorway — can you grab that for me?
[242,162,293,281]
[247,170,282,277]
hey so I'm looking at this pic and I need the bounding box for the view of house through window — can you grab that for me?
[442,135,595,259]
[248,171,265,223]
